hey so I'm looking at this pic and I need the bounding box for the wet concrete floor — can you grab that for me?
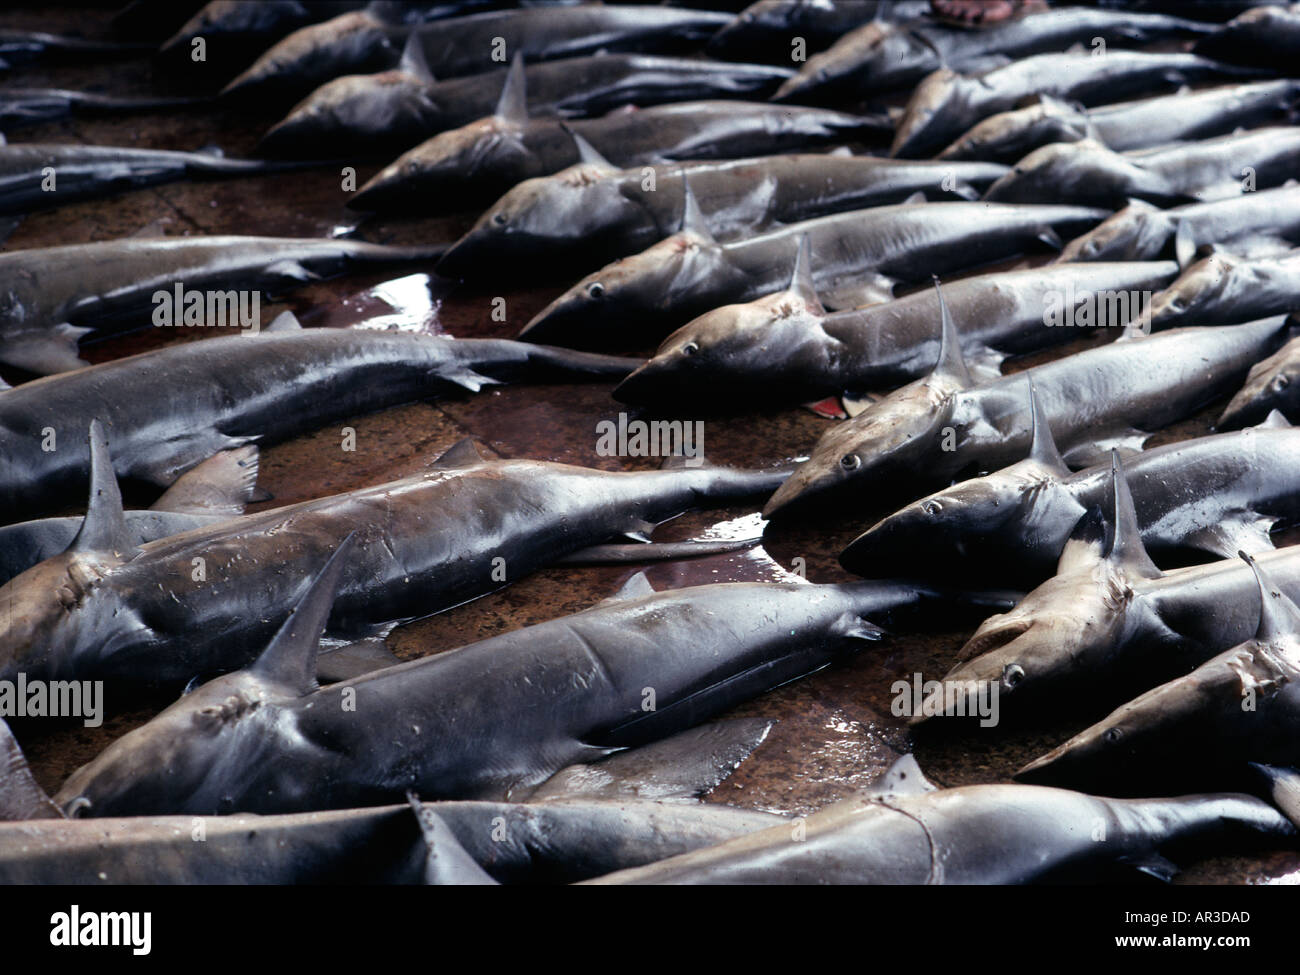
[4,5,1298,884]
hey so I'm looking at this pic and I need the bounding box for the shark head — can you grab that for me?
[353,117,530,211]
[1218,336,1300,429]
[520,178,743,347]
[438,153,629,277]
[222,12,394,101]
[840,382,1079,577]
[983,140,1182,208]
[615,235,833,406]
[937,96,1089,162]
[259,71,430,156]
[54,535,356,818]
[356,51,535,215]
[1147,251,1244,330]
[763,278,973,519]
[1017,551,1300,790]
[890,69,972,158]
[918,453,1163,724]
[1056,199,1171,263]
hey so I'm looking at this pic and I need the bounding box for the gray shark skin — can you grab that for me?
[1195,4,1300,73]
[0,445,260,585]
[1056,186,1300,267]
[0,30,150,69]
[349,100,883,211]
[763,316,1290,521]
[436,153,1009,280]
[708,0,929,62]
[0,437,792,685]
[0,89,210,130]
[0,712,782,883]
[0,235,448,375]
[1017,554,1300,796]
[983,128,1300,207]
[772,7,1216,105]
[937,82,1300,163]
[615,261,1178,408]
[1150,250,1300,332]
[519,201,1108,349]
[843,406,1300,587]
[0,798,782,884]
[0,319,635,518]
[258,54,795,157]
[0,143,318,217]
[224,6,734,102]
[50,544,1010,814]
[892,51,1262,159]
[584,756,1291,884]
[931,461,1300,727]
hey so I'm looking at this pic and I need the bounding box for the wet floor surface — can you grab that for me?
[5,5,1299,885]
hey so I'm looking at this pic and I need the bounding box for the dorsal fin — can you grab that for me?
[1240,551,1300,644]
[1058,506,1107,575]
[1257,409,1292,430]
[407,793,497,885]
[560,123,615,171]
[678,176,714,242]
[597,570,656,606]
[788,235,824,312]
[398,32,434,83]
[1026,382,1068,474]
[250,534,356,696]
[1174,218,1196,270]
[1105,450,1161,579]
[494,51,527,125]
[863,753,937,798]
[70,420,138,560]
[0,718,64,821]
[930,277,971,389]
[430,437,493,470]
[901,189,927,206]
[263,310,303,333]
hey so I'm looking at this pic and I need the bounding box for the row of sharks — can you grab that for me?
[4,0,1300,884]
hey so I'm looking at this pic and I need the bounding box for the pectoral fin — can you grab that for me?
[315,637,400,684]
[150,445,259,516]
[1184,514,1277,560]
[0,324,93,374]
[529,718,773,802]
[1059,429,1148,468]
[821,274,896,309]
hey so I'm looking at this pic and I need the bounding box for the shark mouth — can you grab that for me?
[956,618,1032,663]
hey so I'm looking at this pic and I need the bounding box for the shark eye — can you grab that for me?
[1104,727,1123,744]
[922,500,942,516]
[1002,663,1025,688]
[682,341,699,356]
[840,453,861,471]
[492,212,506,225]
[588,282,605,299]
[1274,374,1290,391]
